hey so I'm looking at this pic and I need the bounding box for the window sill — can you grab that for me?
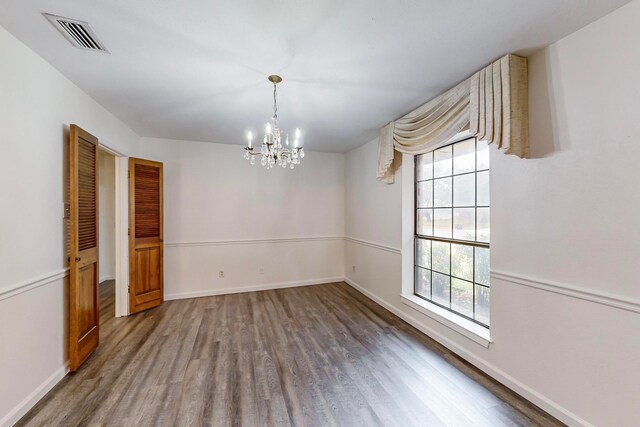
[400,294,491,348]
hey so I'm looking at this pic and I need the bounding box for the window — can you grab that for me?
[414,138,490,327]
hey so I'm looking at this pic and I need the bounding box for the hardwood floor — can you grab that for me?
[17,281,563,426]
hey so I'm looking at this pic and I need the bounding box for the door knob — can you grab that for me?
[76,256,81,261]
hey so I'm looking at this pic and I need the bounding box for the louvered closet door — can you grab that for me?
[129,158,164,314]
[69,125,100,372]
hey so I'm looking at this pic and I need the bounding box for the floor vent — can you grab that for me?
[43,13,109,53]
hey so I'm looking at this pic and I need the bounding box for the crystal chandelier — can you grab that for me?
[243,75,304,169]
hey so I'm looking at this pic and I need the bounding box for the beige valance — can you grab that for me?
[377,54,528,184]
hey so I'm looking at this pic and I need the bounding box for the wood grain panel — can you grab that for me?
[129,158,164,314]
[77,138,97,251]
[69,124,100,372]
[147,247,161,292]
[134,164,160,239]
[17,281,564,427]
[78,263,97,338]
[135,248,150,294]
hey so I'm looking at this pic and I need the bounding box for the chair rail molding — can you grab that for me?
[0,268,70,302]
[492,269,640,314]
[344,236,401,254]
[164,236,344,248]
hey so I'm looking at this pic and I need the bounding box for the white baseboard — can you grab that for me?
[99,275,115,283]
[165,276,345,301]
[343,277,591,427]
[0,363,69,427]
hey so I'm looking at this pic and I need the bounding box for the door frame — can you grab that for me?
[97,141,130,317]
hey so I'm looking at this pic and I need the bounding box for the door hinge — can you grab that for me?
[128,227,130,236]
[128,170,130,179]
[128,285,130,294]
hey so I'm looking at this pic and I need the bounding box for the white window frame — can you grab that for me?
[400,131,491,347]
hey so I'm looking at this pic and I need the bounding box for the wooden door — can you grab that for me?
[129,158,164,314]
[69,124,100,372]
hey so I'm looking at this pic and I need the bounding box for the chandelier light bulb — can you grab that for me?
[266,122,271,134]
[247,131,252,148]
[295,128,301,139]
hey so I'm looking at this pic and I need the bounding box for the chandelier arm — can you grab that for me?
[244,148,262,156]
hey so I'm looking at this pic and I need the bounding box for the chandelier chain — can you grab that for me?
[273,83,278,119]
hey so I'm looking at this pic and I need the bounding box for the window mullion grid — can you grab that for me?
[431,156,434,300]
[431,156,434,237]
[449,154,453,309]
[416,157,421,296]
[429,155,436,301]
[414,156,418,296]
[414,139,488,328]
[473,138,477,320]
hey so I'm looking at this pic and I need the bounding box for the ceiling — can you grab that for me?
[0,0,630,153]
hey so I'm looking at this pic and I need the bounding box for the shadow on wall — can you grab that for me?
[528,47,569,159]
[392,150,403,177]
[62,125,71,364]
[62,125,70,270]
[62,275,70,362]
[382,147,403,182]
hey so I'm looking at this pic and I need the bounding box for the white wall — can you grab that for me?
[139,138,345,299]
[345,141,402,249]
[344,1,640,426]
[3,1,640,425]
[0,25,139,426]
[98,150,116,282]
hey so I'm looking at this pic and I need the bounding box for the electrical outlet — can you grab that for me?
[259,268,264,275]
[219,270,224,278]
[352,265,356,272]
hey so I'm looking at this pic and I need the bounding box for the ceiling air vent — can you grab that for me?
[43,13,109,53]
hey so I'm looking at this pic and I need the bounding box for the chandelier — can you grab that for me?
[243,75,304,169]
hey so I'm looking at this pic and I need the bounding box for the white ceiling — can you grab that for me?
[0,0,630,152]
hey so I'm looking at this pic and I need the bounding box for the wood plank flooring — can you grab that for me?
[17,281,564,426]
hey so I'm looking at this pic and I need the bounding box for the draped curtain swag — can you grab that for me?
[377,54,528,184]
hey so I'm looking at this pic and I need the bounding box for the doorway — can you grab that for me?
[98,149,116,319]
[96,141,129,318]
[94,143,164,318]
[67,125,163,372]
